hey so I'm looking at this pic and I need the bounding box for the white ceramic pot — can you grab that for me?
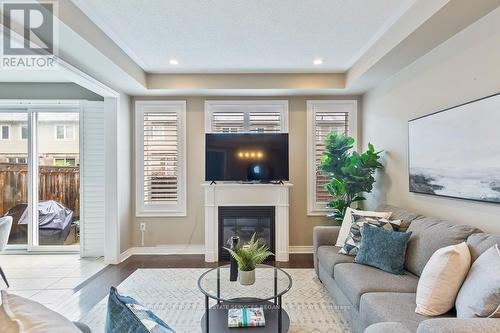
[239,269,256,285]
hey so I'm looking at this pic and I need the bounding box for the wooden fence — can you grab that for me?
[0,163,80,219]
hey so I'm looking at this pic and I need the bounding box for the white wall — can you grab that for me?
[117,93,132,252]
[362,7,500,234]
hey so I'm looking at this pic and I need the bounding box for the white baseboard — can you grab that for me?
[120,245,205,262]
[120,244,313,263]
[289,246,313,254]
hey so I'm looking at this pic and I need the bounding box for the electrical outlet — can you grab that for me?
[140,223,146,232]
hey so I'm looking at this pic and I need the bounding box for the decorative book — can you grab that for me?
[228,307,265,328]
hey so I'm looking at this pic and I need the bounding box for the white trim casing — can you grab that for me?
[119,245,312,263]
[205,100,289,133]
[135,100,187,217]
[306,100,358,216]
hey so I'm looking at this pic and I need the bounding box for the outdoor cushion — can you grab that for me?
[466,233,500,262]
[333,263,419,309]
[405,217,480,276]
[376,204,423,231]
[359,292,452,332]
[316,245,353,277]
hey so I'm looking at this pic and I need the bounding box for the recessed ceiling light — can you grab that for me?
[313,58,323,65]
[169,59,179,65]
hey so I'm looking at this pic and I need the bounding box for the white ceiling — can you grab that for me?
[73,0,416,73]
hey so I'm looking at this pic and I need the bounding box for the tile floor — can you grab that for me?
[0,254,106,312]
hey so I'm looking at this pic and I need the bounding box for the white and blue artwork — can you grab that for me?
[408,93,500,203]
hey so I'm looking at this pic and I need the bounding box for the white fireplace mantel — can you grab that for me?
[202,182,293,262]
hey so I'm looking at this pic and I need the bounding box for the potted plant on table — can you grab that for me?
[224,234,274,286]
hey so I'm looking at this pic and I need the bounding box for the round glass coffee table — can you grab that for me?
[198,264,292,333]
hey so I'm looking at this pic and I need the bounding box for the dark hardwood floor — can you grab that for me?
[72,254,313,315]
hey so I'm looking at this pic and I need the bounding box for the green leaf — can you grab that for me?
[223,233,274,271]
[317,131,384,225]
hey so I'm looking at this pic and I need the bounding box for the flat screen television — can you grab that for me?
[205,133,289,182]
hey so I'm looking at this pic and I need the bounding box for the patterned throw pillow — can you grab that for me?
[105,287,176,333]
[339,213,401,256]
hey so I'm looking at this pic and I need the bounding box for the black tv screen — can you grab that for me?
[205,133,289,182]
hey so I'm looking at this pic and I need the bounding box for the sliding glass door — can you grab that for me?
[0,107,80,251]
[0,112,29,246]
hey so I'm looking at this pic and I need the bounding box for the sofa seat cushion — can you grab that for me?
[317,245,353,277]
[334,263,419,309]
[406,217,480,276]
[359,292,453,332]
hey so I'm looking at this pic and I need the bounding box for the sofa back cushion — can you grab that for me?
[375,204,423,231]
[405,217,480,276]
[466,233,500,262]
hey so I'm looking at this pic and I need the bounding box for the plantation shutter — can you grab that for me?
[249,109,281,133]
[307,100,357,213]
[144,111,179,204]
[80,101,105,257]
[206,101,288,133]
[136,101,186,217]
[314,112,349,204]
[212,111,245,133]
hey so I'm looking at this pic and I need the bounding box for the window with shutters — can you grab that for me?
[205,100,288,133]
[135,101,186,217]
[307,100,357,215]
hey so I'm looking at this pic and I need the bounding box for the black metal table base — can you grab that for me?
[201,298,290,333]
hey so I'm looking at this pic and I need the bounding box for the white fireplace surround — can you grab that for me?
[203,182,292,262]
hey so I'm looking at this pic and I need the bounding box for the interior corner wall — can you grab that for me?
[117,93,133,253]
[361,7,500,234]
[131,95,361,249]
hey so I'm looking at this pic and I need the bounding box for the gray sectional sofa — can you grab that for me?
[313,204,500,333]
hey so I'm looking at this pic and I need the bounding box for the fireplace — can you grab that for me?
[218,206,275,262]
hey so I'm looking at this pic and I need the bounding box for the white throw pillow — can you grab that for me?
[455,244,500,318]
[415,242,471,316]
[1,291,81,333]
[0,305,18,333]
[335,207,392,247]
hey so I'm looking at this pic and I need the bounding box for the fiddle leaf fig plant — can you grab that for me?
[320,132,383,224]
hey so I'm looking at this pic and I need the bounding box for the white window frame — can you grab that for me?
[1,124,11,140]
[55,124,75,140]
[205,100,289,133]
[307,100,358,215]
[135,100,187,217]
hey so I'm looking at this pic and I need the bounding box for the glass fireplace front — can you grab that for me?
[218,206,275,262]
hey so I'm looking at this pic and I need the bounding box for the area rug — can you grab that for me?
[79,268,352,333]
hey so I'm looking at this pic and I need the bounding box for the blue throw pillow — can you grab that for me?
[354,225,412,275]
[105,287,175,333]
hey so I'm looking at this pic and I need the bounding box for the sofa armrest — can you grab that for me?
[313,226,341,276]
[417,318,500,333]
